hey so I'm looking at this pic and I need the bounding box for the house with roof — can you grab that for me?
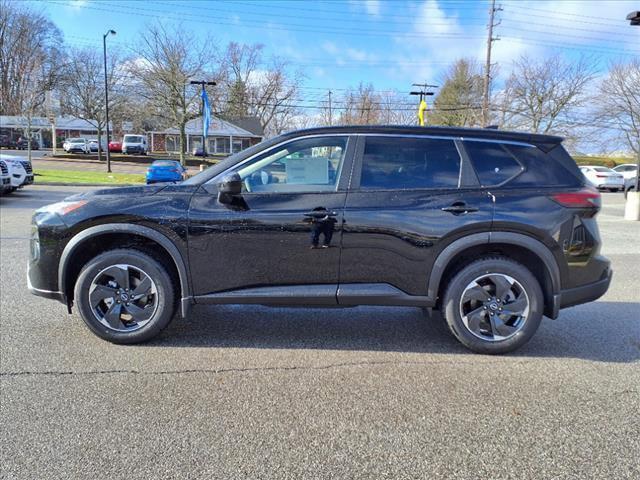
[149,115,263,156]
[0,115,103,147]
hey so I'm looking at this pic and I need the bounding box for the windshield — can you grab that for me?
[593,167,612,172]
[69,138,85,143]
[124,136,144,143]
[152,160,180,167]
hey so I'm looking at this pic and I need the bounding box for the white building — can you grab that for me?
[149,115,263,156]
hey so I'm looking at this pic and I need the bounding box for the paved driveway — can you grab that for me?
[1,187,639,479]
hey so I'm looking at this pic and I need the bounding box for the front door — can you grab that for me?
[339,135,494,301]
[188,135,355,303]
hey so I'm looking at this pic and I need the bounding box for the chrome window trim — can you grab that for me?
[351,132,536,149]
[207,131,537,188]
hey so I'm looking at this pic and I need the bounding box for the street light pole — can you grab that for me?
[103,29,116,173]
[624,11,639,221]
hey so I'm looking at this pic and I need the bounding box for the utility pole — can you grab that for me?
[482,0,501,127]
[328,90,333,126]
[410,83,438,126]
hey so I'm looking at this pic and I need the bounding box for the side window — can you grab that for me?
[505,144,581,187]
[234,136,347,193]
[464,141,523,186]
[360,137,461,190]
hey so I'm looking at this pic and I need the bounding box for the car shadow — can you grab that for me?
[148,301,640,363]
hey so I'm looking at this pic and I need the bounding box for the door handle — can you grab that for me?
[441,202,479,215]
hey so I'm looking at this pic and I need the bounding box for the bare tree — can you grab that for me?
[378,90,415,125]
[499,55,598,136]
[339,83,382,125]
[217,42,303,136]
[594,59,640,155]
[60,47,122,161]
[0,1,63,117]
[129,24,214,164]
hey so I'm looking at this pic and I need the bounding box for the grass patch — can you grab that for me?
[34,169,145,185]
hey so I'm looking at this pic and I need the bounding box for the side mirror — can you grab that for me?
[217,172,242,204]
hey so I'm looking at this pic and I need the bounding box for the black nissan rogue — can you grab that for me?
[28,126,612,354]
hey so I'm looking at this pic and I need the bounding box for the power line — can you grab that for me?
[49,1,640,56]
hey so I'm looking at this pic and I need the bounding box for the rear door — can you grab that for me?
[338,135,494,301]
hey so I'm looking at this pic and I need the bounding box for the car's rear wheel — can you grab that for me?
[74,249,176,344]
[442,257,543,354]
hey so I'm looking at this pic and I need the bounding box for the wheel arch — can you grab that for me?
[428,231,562,319]
[59,223,192,317]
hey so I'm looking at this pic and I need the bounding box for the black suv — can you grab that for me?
[28,126,611,353]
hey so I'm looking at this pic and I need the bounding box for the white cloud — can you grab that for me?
[349,0,381,16]
[67,0,88,10]
[364,0,381,16]
[322,41,339,55]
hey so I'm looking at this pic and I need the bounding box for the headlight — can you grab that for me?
[40,200,88,216]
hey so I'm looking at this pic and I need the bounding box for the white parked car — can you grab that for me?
[579,166,624,192]
[63,138,89,154]
[0,159,12,194]
[122,134,148,155]
[0,154,33,190]
[613,163,638,182]
[88,138,108,153]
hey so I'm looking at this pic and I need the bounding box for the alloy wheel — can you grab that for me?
[459,273,530,341]
[88,264,158,332]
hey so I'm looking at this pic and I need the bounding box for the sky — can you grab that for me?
[27,0,640,98]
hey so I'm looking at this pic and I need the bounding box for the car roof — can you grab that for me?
[281,125,564,146]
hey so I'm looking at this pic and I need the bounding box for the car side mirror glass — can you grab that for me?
[217,172,243,204]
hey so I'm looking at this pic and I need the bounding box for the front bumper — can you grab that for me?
[27,265,65,303]
[123,146,145,154]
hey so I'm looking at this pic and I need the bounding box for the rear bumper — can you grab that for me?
[558,269,612,310]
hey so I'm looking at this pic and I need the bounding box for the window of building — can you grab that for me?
[359,136,461,190]
[216,137,230,154]
[165,135,178,152]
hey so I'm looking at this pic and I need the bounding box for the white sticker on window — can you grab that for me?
[286,157,329,184]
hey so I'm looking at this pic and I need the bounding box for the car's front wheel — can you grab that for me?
[442,256,543,354]
[74,249,176,344]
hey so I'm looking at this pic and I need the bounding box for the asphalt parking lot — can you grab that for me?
[1,186,639,479]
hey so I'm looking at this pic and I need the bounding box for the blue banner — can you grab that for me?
[201,87,211,139]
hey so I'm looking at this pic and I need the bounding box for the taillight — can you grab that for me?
[550,187,601,209]
[595,174,608,178]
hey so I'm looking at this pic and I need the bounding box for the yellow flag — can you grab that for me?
[418,99,427,126]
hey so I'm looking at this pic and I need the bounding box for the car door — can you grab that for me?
[188,134,356,304]
[338,134,494,302]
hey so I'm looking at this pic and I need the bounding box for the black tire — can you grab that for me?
[74,249,176,344]
[442,256,543,354]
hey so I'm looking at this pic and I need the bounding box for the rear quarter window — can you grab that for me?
[463,141,523,186]
[505,144,583,187]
